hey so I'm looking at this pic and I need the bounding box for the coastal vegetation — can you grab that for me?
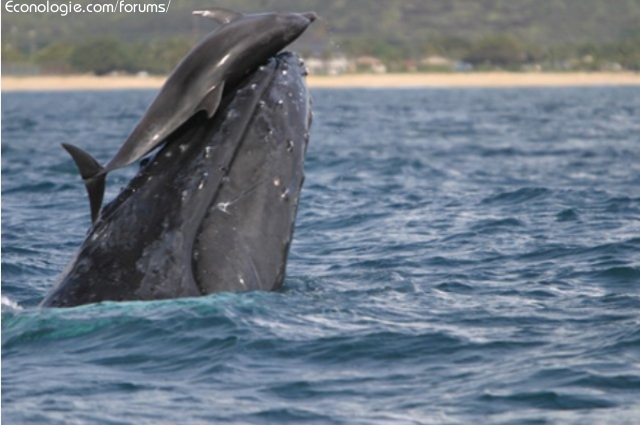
[3,0,640,75]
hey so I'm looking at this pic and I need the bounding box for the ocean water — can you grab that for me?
[2,87,640,424]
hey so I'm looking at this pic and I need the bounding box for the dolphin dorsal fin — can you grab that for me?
[62,143,106,224]
[197,82,226,118]
[192,8,243,24]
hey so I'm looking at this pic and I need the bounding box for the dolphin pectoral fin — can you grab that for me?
[62,143,106,224]
[197,82,225,119]
[192,8,243,24]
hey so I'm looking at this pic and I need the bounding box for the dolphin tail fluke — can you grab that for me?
[62,143,106,224]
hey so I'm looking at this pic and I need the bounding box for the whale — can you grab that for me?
[63,9,316,223]
[40,52,311,308]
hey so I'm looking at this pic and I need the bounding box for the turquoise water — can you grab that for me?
[2,87,640,424]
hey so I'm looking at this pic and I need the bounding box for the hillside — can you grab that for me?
[3,0,640,53]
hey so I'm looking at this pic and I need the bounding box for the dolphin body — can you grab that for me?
[41,52,311,308]
[63,9,316,223]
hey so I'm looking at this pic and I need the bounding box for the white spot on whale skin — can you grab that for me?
[273,178,281,187]
[264,128,274,143]
[204,146,212,159]
[238,275,246,287]
[217,202,231,214]
[281,189,290,201]
[198,172,209,190]
[152,134,160,141]
[282,70,288,76]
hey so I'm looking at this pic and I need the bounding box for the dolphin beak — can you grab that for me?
[302,12,317,22]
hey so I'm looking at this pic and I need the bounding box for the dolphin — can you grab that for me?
[40,52,311,308]
[63,9,316,223]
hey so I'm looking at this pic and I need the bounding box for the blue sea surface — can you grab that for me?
[2,87,640,424]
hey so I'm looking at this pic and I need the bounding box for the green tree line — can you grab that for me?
[3,32,640,75]
[3,37,193,75]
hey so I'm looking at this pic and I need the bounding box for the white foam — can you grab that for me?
[1,296,23,311]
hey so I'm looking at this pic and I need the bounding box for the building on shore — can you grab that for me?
[355,56,387,74]
[304,54,356,75]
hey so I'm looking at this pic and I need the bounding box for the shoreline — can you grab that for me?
[2,72,640,91]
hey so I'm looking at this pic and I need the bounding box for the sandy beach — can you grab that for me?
[2,72,640,91]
